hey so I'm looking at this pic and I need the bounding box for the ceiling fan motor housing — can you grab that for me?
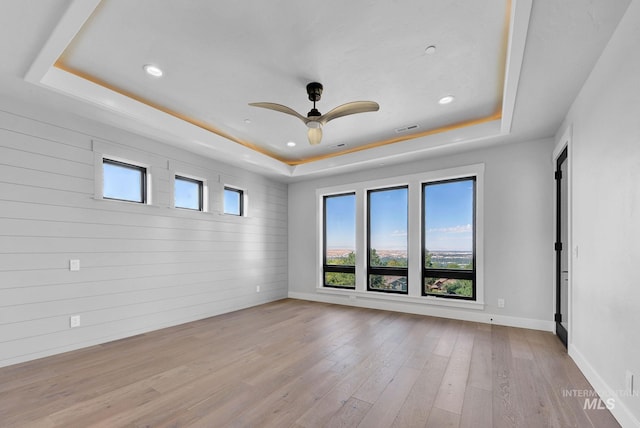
[306,82,323,102]
[307,108,321,118]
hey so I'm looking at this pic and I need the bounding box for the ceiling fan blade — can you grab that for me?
[319,101,379,125]
[307,126,323,145]
[248,102,308,123]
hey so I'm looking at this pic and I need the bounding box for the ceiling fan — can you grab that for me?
[249,82,379,145]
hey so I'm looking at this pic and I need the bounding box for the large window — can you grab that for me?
[423,177,476,299]
[175,175,203,211]
[224,187,243,216]
[102,158,146,203]
[367,186,408,293]
[323,193,356,288]
[318,164,483,305]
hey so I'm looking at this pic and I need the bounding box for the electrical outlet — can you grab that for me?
[256,285,260,293]
[69,315,81,328]
[69,259,80,271]
[626,370,634,395]
[498,298,505,308]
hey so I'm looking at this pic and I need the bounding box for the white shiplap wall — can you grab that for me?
[0,106,288,368]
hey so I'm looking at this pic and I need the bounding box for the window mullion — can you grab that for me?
[355,189,367,292]
[407,180,421,297]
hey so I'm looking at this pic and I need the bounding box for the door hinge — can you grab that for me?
[555,242,563,251]
[555,313,562,323]
[555,170,563,180]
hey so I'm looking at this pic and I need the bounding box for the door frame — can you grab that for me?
[553,126,572,348]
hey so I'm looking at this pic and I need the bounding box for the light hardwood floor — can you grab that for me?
[0,299,620,427]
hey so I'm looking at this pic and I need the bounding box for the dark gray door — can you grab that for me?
[555,147,568,347]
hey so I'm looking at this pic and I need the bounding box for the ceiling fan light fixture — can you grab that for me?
[308,126,322,145]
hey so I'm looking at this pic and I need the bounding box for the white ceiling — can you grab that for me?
[0,0,631,181]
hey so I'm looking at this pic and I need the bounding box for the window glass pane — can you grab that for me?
[369,274,407,292]
[369,187,408,267]
[424,179,474,270]
[425,277,473,297]
[175,176,202,210]
[324,272,356,288]
[103,159,145,203]
[324,194,356,265]
[368,187,408,294]
[224,187,242,215]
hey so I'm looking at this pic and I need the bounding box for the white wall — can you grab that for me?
[288,137,556,330]
[0,100,288,368]
[559,0,640,424]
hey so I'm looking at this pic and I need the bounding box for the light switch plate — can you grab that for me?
[69,259,80,271]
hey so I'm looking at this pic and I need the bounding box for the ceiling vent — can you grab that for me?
[395,124,419,133]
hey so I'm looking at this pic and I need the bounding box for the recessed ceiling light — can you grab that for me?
[244,118,251,124]
[286,141,296,147]
[439,95,455,105]
[425,45,436,55]
[143,64,163,77]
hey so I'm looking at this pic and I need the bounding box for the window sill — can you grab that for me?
[218,212,248,219]
[316,287,485,310]
[93,196,154,207]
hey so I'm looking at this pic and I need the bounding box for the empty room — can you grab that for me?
[1,0,639,427]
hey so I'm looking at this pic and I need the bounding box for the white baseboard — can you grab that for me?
[288,291,554,332]
[569,344,640,428]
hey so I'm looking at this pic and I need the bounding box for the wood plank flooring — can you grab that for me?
[0,299,621,427]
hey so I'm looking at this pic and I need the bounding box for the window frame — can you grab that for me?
[316,164,484,309]
[323,192,357,289]
[366,185,409,295]
[102,158,147,204]
[174,174,204,211]
[421,176,477,300]
[223,186,244,216]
